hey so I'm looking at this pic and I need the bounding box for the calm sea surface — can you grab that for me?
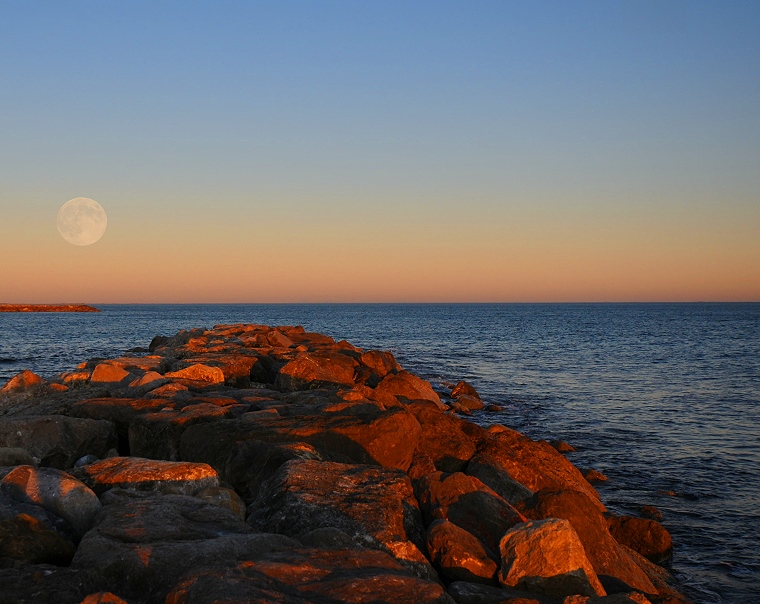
[1,303,758,603]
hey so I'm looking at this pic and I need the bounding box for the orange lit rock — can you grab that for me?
[62,370,91,384]
[372,370,444,408]
[1,465,100,537]
[249,460,435,581]
[69,397,178,439]
[359,350,401,378]
[80,592,129,604]
[415,471,525,554]
[479,428,603,506]
[451,380,480,400]
[0,415,117,470]
[71,456,219,496]
[274,352,358,390]
[499,518,606,598]
[90,364,132,385]
[0,369,45,394]
[128,371,168,393]
[519,489,656,594]
[426,519,498,585]
[407,401,477,472]
[606,515,673,565]
[165,364,225,384]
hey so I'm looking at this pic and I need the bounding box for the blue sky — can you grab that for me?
[1,1,759,301]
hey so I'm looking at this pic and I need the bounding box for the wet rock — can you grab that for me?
[466,453,534,506]
[372,371,444,408]
[499,518,606,598]
[450,381,480,400]
[0,561,110,604]
[639,506,663,522]
[165,548,452,604]
[479,429,602,506]
[548,439,576,453]
[74,454,100,467]
[274,352,358,390]
[165,363,225,384]
[582,469,608,483]
[408,402,477,472]
[0,447,36,467]
[71,492,298,603]
[0,370,45,394]
[618,545,691,604]
[519,490,655,594]
[71,456,219,496]
[0,416,117,470]
[415,471,525,553]
[249,459,434,580]
[0,466,100,538]
[606,515,673,565]
[455,395,485,411]
[426,519,498,585]
[0,491,77,564]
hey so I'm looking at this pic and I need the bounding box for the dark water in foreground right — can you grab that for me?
[1,302,758,603]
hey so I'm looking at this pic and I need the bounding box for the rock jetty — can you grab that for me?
[0,324,689,604]
[0,304,100,313]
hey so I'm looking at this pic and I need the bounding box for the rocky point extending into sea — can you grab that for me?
[0,304,100,313]
[0,323,688,604]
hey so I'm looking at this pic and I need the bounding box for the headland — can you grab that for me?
[0,304,100,313]
[0,323,689,603]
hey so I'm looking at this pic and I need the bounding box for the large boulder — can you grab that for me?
[71,457,219,496]
[0,416,117,469]
[606,515,673,565]
[165,364,225,384]
[479,429,602,506]
[372,371,444,408]
[71,492,298,604]
[165,548,453,604]
[359,350,401,378]
[0,491,77,564]
[499,518,606,598]
[248,459,434,580]
[274,352,358,390]
[446,580,560,604]
[0,370,45,394]
[415,472,525,553]
[408,402,477,472]
[519,490,656,595]
[0,466,100,537]
[426,519,498,585]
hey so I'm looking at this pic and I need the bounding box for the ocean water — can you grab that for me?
[1,303,758,603]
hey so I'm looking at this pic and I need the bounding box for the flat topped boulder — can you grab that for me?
[71,456,219,496]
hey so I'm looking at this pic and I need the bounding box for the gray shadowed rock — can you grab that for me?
[0,491,77,565]
[0,560,110,604]
[465,453,534,506]
[71,491,299,604]
[0,416,117,470]
[0,465,100,538]
[248,459,436,581]
[446,580,562,603]
[0,447,36,467]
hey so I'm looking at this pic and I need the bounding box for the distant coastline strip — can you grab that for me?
[0,304,100,313]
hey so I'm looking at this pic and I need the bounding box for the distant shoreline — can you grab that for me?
[0,304,100,313]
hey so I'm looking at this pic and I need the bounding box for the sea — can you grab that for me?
[1,303,758,603]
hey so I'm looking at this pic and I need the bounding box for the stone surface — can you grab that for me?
[606,515,673,565]
[408,402,477,472]
[165,363,226,384]
[90,364,132,385]
[427,519,498,585]
[447,580,561,604]
[415,471,525,553]
[499,518,606,598]
[0,465,100,537]
[0,416,118,470]
[274,352,358,390]
[359,350,401,378]
[0,561,109,604]
[71,456,218,496]
[466,453,534,505]
[450,381,480,400]
[249,459,434,580]
[519,490,656,594]
[372,371,444,408]
[165,548,453,604]
[0,370,45,394]
[0,447,36,467]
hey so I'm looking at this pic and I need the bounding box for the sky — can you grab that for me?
[1,1,759,303]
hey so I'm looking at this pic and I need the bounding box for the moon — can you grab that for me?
[56,197,107,246]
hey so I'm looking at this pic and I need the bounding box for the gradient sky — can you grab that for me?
[1,1,758,302]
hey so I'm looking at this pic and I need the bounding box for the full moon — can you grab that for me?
[56,197,107,246]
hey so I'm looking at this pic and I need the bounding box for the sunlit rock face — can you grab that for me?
[71,457,219,496]
[607,514,673,565]
[0,369,45,394]
[426,519,498,585]
[499,517,606,598]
